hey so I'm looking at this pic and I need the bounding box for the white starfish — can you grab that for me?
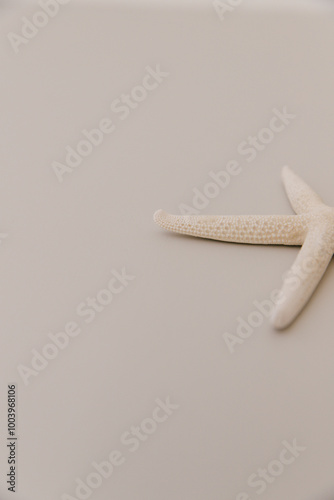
[154,166,334,329]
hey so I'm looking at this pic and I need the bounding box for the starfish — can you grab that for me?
[154,166,334,329]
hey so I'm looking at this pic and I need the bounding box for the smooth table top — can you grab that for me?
[0,2,334,500]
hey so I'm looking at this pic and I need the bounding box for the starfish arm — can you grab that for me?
[282,166,324,214]
[271,225,333,329]
[154,210,309,245]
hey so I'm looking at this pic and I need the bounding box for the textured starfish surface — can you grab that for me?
[154,166,334,329]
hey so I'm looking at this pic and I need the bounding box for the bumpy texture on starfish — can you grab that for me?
[154,167,334,329]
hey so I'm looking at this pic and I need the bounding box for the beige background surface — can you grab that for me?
[0,1,334,499]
